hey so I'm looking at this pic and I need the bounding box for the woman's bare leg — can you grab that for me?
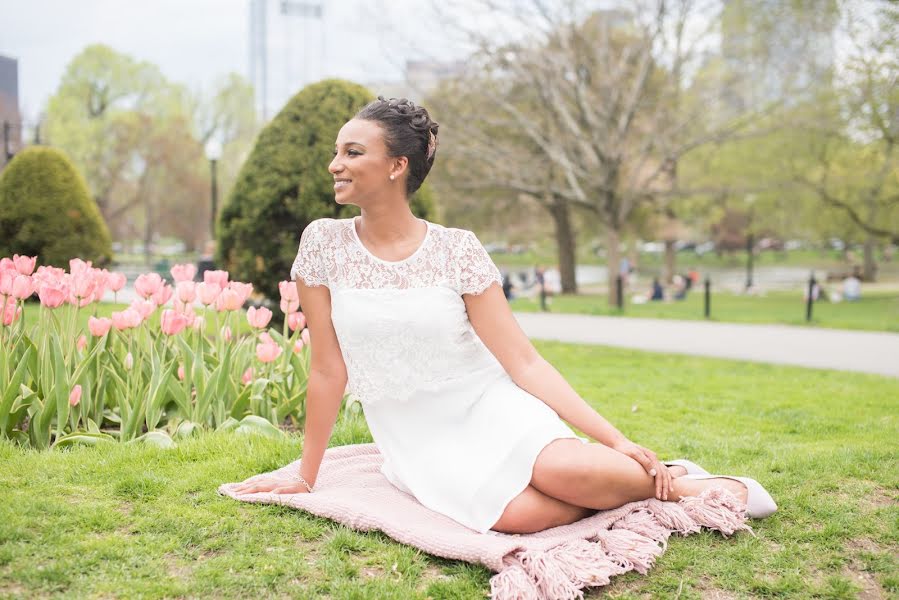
[531,439,748,510]
[492,484,596,534]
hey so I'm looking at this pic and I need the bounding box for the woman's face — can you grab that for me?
[329,118,397,206]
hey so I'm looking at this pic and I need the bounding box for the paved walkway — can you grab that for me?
[513,312,899,378]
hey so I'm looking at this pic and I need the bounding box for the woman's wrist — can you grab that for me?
[289,470,314,492]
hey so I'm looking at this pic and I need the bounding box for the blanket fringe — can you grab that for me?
[489,488,751,600]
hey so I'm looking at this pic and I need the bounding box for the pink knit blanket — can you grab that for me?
[218,443,751,600]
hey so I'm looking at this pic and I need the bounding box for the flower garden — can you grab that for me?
[0,254,326,451]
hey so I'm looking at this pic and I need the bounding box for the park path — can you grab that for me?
[512,312,899,378]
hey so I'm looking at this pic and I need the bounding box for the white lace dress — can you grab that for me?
[290,216,585,533]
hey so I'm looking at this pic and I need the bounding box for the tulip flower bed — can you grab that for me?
[0,255,328,450]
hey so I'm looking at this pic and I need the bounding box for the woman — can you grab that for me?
[233,97,776,534]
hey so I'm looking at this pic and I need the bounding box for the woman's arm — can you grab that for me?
[295,280,348,487]
[464,283,672,500]
[232,280,346,495]
[463,284,625,446]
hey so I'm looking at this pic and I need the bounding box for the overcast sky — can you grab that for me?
[1,0,459,122]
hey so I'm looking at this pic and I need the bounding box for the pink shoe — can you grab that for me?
[663,459,709,475]
[683,473,778,519]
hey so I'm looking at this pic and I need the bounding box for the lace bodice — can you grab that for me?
[290,217,505,406]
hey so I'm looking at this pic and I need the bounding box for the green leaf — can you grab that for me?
[51,431,115,449]
[234,414,286,439]
[129,430,175,449]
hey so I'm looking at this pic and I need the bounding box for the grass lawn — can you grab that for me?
[1,342,896,599]
[510,289,899,333]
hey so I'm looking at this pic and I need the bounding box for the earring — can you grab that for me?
[389,175,395,181]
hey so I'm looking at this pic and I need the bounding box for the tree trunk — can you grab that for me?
[863,236,878,282]
[547,196,578,294]
[664,240,676,284]
[606,227,621,307]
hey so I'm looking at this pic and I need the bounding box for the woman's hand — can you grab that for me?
[611,438,672,501]
[232,477,311,495]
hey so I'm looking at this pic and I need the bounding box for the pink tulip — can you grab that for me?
[287,312,306,332]
[246,306,272,329]
[0,269,13,296]
[68,258,92,277]
[176,281,196,304]
[0,257,14,272]
[38,283,67,308]
[76,335,87,351]
[215,288,243,312]
[241,367,254,385]
[256,341,282,363]
[160,309,191,335]
[134,273,164,300]
[229,282,253,306]
[129,299,156,320]
[203,270,229,288]
[196,282,221,306]
[177,364,185,381]
[2,300,21,326]
[279,280,299,314]
[107,272,127,292]
[124,352,134,370]
[12,274,34,300]
[13,254,36,276]
[112,308,142,330]
[69,385,82,407]
[152,284,174,307]
[70,273,97,302]
[171,263,197,283]
[88,316,112,337]
[192,315,206,331]
[259,331,274,345]
[293,339,305,354]
[220,325,232,342]
[301,328,310,345]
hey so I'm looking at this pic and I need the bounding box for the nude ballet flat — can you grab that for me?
[663,459,710,476]
[683,473,778,519]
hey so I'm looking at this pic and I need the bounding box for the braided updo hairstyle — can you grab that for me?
[355,96,439,196]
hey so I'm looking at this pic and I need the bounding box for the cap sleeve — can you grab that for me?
[457,230,502,296]
[290,220,329,287]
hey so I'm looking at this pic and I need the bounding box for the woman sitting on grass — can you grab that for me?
[232,97,777,534]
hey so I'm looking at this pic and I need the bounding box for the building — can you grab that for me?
[0,55,22,170]
[249,0,327,120]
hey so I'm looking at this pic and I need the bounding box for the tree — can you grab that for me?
[790,0,898,279]
[217,79,438,300]
[0,146,112,267]
[429,1,780,304]
[44,45,260,258]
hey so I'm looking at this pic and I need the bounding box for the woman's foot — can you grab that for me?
[668,465,688,477]
[679,474,778,518]
[674,475,749,504]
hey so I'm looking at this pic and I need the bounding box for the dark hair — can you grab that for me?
[355,96,439,196]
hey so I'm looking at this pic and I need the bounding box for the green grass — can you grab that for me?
[510,289,899,332]
[1,342,896,598]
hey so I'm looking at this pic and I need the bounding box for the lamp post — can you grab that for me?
[744,194,756,292]
[205,139,222,240]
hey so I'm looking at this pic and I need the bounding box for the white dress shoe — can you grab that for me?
[663,459,710,475]
[682,473,778,519]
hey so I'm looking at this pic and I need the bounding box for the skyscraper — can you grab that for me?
[0,55,22,169]
[249,0,326,121]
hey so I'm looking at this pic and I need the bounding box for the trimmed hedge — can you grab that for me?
[217,78,437,300]
[0,146,112,267]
